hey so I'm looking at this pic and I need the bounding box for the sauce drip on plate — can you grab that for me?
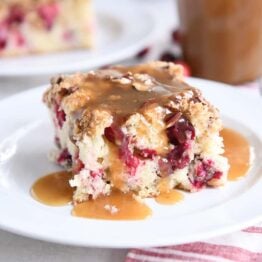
[72,190,152,220]
[31,171,73,206]
[221,128,250,180]
[156,190,184,205]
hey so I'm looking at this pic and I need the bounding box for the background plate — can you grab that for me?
[0,0,156,76]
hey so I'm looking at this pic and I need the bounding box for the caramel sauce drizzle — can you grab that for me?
[31,171,74,206]
[156,177,184,205]
[106,141,126,191]
[72,190,152,220]
[221,128,250,181]
[156,190,184,205]
[31,172,151,220]
[79,65,197,120]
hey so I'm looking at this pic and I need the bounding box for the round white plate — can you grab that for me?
[0,78,261,248]
[0,0,156,76]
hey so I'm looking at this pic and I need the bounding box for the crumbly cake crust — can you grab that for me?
[44,61,228,202]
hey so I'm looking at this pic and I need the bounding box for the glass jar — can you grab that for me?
[178,0,262,84]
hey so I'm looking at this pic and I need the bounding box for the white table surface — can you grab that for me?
[0,1,175,261]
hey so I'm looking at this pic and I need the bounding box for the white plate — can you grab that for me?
[0,0,156,76]
[0,78,261,248]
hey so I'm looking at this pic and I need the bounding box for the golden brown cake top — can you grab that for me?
[44,61,221,146]
[44,61,202,116]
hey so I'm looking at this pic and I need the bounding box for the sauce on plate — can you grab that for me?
[31,171,73,206]
[221,128,250,181]
[156,190,184,205]
[72,190,152,220]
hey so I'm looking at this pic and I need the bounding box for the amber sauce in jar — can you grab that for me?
[178,0,262,84]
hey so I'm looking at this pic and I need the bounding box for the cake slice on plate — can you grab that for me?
[0,0,93,56]
[43,61,229,202]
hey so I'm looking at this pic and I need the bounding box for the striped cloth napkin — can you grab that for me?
[126,225,262,262]
[124,37,262,262]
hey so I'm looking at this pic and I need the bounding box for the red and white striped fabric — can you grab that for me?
[126,225,262,262]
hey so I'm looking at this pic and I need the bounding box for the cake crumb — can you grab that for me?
[104,204,119,214]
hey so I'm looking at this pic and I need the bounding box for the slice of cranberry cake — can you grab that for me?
[43,61,229,202]
[0,0,93,56]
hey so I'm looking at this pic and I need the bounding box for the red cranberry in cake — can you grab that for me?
[104,124,124,145]
[119,137,140,176]
[167,143,191,170]
[54,102,66,128]
[7,5,25,25]
[73,158,85,174]
[166,116,195,145]
[0,35,7,50]
[43,61,229,202]
[57,148,72,167]
[37,3,59,30]
[189,158,224,189]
